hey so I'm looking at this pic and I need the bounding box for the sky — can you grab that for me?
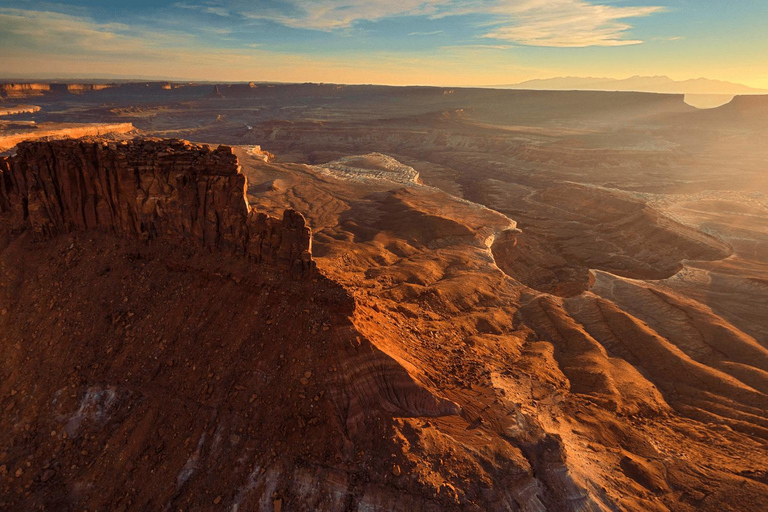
[0,0,767,88]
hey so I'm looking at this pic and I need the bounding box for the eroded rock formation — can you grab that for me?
[0,138,473,511]
[0,83,114,100]
[0,83,51,99]
[0,138,315,277]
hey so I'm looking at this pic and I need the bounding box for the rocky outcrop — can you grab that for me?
[0,123,136,152]
[0,83,114,99]
[209,84,225,99]
[65,84,113,94]
[0,157,11,214]
[0,138,314,276]
[0,105,41,117]
[0,83,51,99]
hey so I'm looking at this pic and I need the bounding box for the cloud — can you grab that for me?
[23,1,661,50]
[174,3,230,17]
[441,43,514,50]
[0,6,236,66]
[235,0,662,47]
[0,0,667,83]
[0,5,553,86]
[0,8,154,55]
[482,0,664,47]
[242,0,455,30]
[203,6,230,17]
[0,7,285,79]
[408,30,444,36]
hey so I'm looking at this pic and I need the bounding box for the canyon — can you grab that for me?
[1,83,768,511]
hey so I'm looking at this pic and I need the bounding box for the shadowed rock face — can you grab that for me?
[0,139,473,511]
[0,138,315,277]
[0,230,467,511]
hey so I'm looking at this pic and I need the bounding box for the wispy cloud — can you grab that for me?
[173,2,199,11]
[203,6,230,17]
[0,5,554,85]
[235,0,662,47]
[174,3,230,17]
[441,43,514,50]
[481,0,664,47]
[242,0,453,31]
[0,7,289,78]
[0,1,669,85]
[409,30,444,36]
[28,1,662,50]
[0,7,162,56]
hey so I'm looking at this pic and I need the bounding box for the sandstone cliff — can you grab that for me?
[0,139,470,511]
[0,123,136,152]
[0,83,114,99]
[0,83,51,99]
[0,138,314,276]
[0,105,41,116]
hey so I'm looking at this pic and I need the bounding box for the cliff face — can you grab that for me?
[0,83,51,99]
[0,105,41,116]
[0,139,470,511]
[0,83,114,99]
[0,124,136,152]
[0,138,314,276]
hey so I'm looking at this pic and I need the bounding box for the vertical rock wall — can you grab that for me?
[0,138,314,276]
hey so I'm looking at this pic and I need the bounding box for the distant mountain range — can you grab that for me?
[492,76,768,95]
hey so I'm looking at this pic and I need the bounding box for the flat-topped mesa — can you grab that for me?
[0,138,315,277]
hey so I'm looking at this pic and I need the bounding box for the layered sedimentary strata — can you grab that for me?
[0,123,136,152]
[0,83,51,99]
[0,139,473,511]
[0,138,314,276]
[0,228,465,511]
[0,105,41,116]
[0,83,114,99]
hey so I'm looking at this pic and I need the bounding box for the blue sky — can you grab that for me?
[1,0,767,87]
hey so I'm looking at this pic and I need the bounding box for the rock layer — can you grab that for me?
[0,138,314,276]
[0,83,113,99]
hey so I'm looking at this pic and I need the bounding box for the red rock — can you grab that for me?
[0,138,315,277]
